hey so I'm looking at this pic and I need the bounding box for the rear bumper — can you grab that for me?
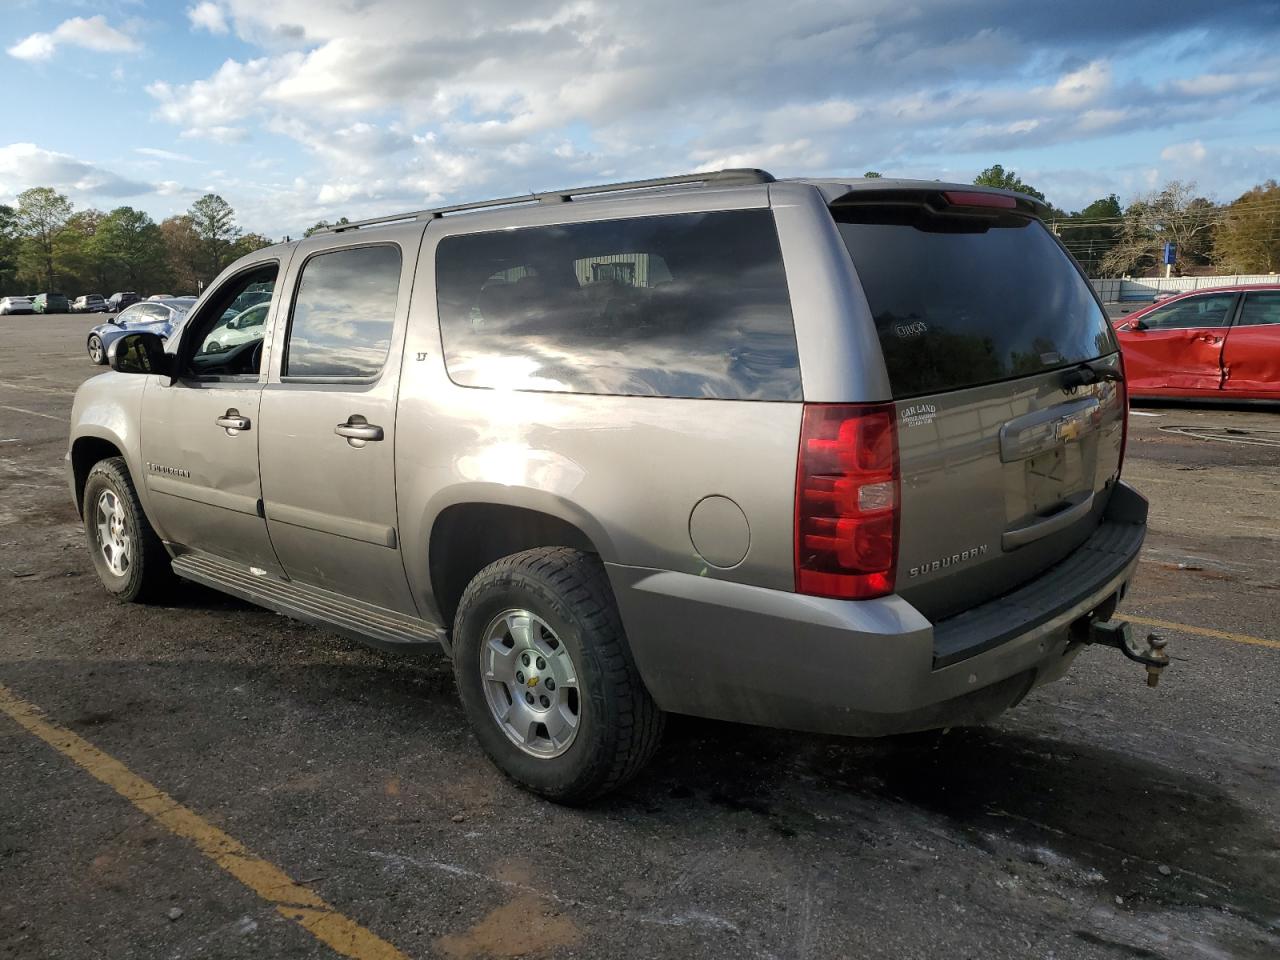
[609,481,1147,737]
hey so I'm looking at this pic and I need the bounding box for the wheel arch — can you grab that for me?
[71,434,128,517]
[426,499,607,632]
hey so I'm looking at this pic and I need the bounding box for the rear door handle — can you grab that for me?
[335,417,384,445]
[215,410,251,433]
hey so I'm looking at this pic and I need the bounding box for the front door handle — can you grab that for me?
[1195,334,1223,345]
[215,410,251,434]
[335,416,384,446]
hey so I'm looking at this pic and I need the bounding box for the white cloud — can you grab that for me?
[134,147,203,163]
[0,143,154,199]
[1161,140,1209,164]
[7,16,140,61]
[80,0,1275,235]
[188,2,230,35]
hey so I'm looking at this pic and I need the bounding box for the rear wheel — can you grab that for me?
[82,457,174,602]
[452,547,664,803]
[87,335,106,364]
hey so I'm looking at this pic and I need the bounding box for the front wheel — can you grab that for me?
[452,547,664,803]
[87,334,106,364]
[82,457,174,602]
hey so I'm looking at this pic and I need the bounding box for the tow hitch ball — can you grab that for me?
[1089,620,1170,687]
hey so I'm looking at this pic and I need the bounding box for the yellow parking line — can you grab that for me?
[1127,616,1279,651]
[0,683,409,960]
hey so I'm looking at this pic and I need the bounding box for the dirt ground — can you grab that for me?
[2,312,1278,960]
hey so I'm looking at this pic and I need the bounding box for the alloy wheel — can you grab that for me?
[479,609,582,758]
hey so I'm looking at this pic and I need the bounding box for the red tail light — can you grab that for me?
[795,403,900,600]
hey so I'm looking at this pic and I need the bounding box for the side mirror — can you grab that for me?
[1129,319,1147,331]
[109,332,172,378]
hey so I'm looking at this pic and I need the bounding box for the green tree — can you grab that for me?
[0,204,20,295]
[15,187,74,290]
[94,207,167,291]
[1100,181,1216,277]
[188,193,241,282]
[973,163,1047,203]
[1056,194,1122,276]
[862,171,883,179]
[229,232,275,259]
[304,217,349,236]
[53,209,107,293]
[160,215,203,293]
[1213,180,1280,273]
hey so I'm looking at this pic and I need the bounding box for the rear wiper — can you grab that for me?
[1060,360,1122,389]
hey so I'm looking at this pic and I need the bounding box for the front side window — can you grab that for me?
[283,245,401,379]
[181,263,278,379]
[435,209,800,400]
[1140,294,1236,331]
[1238,291,1280,326]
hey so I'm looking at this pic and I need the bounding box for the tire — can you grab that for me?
[87,334,106,364]
[452,547,664,803]
[82,457,174,603]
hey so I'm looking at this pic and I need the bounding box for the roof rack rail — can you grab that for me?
[318,168,775,235]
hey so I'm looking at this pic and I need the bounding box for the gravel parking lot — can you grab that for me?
[2,312,1277,960]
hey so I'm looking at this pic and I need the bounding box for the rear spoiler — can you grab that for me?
[818,181,1051,219]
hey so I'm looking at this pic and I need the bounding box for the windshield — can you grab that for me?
[834,205,1115,399]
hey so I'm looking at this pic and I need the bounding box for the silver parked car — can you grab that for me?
[85,298,196,364]
[72,294,110,313]
[67,170,1157,802]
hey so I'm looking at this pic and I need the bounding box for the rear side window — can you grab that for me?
[1237,291,1280,326]
[435,210,800,400]
[834,206,1115,399]
[284,245,401,379]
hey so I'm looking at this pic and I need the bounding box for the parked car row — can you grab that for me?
[0,290,191,316]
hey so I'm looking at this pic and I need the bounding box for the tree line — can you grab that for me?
[3,167,1278,295]
[0,189,273,298]
[868,164,1279,278]
[972,165,1280,278]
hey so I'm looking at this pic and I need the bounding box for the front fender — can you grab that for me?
[68,373,158,526]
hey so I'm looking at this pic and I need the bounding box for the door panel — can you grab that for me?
[138,257,288,574]
[1119,293,1236,394]
[1121,328,1224,393]
[140,380,282,573]
[258,236,421,615]
[258,383,412,610]
[1222,291,1280,398]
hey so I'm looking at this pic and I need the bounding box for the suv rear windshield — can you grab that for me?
[436,209,800,400]
[833,205,1114,399]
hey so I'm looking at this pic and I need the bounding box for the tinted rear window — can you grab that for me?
[834,206,1114,399]
[436,210,800,400]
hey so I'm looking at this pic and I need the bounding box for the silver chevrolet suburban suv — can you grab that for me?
[68,170,1154,802]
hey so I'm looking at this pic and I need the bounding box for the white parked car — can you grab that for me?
[196,301,270,354]
[0,295,35,315]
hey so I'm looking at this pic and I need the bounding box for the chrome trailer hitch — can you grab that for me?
[1089,620,1170,687]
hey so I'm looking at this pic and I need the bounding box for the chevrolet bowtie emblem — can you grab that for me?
[527,676,539,687]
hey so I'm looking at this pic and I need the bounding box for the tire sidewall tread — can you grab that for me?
[452,547,663,804]
[82,457,173,603]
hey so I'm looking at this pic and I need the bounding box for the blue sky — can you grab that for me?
[2,0,1279,238]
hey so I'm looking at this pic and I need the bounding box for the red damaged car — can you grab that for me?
[1114,285,1280,400]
